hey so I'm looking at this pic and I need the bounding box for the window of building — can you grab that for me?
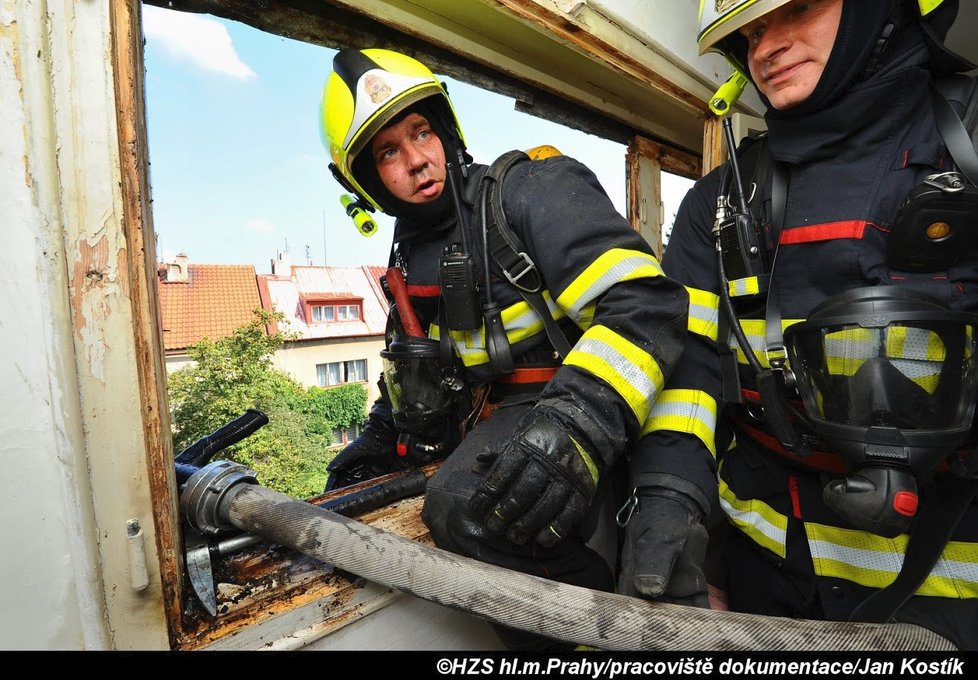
[329,422,362,448]
[307,301,361,324]
[311,305,334,322]
[316,359,367,387]
[138,1,701,648]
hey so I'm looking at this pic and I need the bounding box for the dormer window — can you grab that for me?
[302,297,362,324]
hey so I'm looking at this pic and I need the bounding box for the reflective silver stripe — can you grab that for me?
[730,318,803,368]
[808,531,978,597]
[557,249,664,325]
[719,475,787,558]
[687,287,719,342]
[642,389,717,457]
[564,325,664,423]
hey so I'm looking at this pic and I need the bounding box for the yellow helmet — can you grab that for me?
[321,48,466,212]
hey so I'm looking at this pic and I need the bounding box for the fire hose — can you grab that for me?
[180,459,956,651]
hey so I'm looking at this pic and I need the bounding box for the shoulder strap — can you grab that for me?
[482,151,543,293]
[479,151,573,359]
[932,75,978,186]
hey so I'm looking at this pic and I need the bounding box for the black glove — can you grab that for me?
[468,407,601,548]
[324,400,400,492]
[618,486,709,607]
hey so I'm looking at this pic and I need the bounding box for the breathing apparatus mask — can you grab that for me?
[378,266,468,467]
[782,286,978,536]
[380,334,466,466]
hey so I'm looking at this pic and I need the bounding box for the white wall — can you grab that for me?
[0,0,168,649]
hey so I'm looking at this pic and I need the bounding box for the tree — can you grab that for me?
[167,309,368,498]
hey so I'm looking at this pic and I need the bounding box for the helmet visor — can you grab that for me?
[788,321,978,431]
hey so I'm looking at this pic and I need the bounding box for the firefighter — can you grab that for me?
[320,48,688,649]
[620,0,978,648]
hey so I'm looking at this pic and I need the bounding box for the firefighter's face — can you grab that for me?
[370,112,446,204]
[741,0,843,110]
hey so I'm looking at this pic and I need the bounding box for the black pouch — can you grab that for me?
[887,172,978,273]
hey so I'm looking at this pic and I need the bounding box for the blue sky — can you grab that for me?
[142,5,692,273]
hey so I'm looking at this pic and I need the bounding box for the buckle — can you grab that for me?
[503,252,541,293]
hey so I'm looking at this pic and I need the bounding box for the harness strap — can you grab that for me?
[932,79,978,185]
[496,366,560,384]
[481,151,573,360]
[730,411,848,475]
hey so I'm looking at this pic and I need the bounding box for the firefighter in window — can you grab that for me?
[320,48,688,650]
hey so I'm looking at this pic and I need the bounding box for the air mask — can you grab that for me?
[784,286,978,536]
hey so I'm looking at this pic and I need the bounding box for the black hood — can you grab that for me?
[763,0,898,119]
[756,0,968,120]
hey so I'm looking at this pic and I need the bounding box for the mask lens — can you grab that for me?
[791,321,978,431]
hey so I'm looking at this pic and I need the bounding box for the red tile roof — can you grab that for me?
[158,264,262,351]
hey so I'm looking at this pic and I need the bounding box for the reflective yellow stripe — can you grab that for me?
[731,319,803,368]
[556,248,664,326]
[564,324,664,424]
[727,277,762,297]
[429,293,564,367]
[719,473,787,558]
[577,301,597,331]
[687,286,719,342]
[807,522,978,598]
[641,389,718,458]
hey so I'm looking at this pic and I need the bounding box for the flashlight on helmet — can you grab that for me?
[340,194,378,237]
[709,69,749,116]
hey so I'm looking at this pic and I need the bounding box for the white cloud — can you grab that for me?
[142,5,257,81]
[247,219,277,233]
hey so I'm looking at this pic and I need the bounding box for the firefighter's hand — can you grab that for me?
[468,408,600,547]
[325,436,407,492]
[618,487,710,607]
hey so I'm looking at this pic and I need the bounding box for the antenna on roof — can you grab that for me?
[305,244,312,266]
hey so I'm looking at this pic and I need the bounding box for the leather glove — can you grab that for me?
[468,407,601,548]
[324,400,400,492]
[618,486,710,607]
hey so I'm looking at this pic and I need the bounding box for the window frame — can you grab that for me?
[118,0,709,651]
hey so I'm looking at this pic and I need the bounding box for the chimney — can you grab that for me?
[271,249,292,276]
[164,252,189,283]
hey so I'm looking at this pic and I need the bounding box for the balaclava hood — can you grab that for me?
[763,0,898,119]
[352,96,470,235]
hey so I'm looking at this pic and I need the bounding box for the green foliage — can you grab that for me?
[167,310,368,498]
